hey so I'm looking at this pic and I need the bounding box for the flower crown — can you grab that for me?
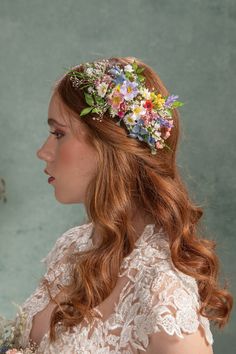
[67,59,184,155]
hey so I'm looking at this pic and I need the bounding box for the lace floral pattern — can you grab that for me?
[14,223,213,353]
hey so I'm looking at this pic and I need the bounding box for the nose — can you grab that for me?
[36,137,55,162]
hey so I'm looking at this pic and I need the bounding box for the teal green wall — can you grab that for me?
[0,0,235,352]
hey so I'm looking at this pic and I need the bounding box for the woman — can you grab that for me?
[13,57,233,353]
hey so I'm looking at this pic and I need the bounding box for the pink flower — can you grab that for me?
[164,131,171,139]
[102,74,113,84]
[118,110,125,118]
[107,91,124,110]
[155,141,164,149]
[6,349,22,354]
[117,101,126,118]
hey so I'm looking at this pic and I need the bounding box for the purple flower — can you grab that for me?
[158,117,173,128]
[120,81,139,101]
[164,95,179,108]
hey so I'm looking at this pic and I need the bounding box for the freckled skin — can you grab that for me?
[36,93,98,204]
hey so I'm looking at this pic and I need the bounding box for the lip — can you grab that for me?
[44,169,54,178]
[48,176,55,184]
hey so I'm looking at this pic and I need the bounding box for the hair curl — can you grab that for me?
[46,56,233,341]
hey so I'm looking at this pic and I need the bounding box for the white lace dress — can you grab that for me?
[14,222,214,353]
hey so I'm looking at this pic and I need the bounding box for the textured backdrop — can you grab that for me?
[0,0,235,352]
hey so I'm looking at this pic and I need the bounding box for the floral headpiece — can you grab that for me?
[67,59,184,155]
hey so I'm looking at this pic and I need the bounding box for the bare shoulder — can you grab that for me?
[142,326,214,354]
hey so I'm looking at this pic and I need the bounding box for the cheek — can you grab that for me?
[59,148,77,166]
[58,141,97,176]
[57,140,81,166]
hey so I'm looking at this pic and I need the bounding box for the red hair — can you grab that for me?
[45,56,233,341]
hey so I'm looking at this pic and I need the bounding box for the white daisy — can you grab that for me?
[140,87,151,100]
[123,114,137,126]
[130,103,146,119]
[96,82,109,97]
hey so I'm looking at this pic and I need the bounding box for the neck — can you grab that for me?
[130,210,156,237]
[91,210,157,247]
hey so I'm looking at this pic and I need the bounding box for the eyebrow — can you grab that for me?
[47,118,67,127]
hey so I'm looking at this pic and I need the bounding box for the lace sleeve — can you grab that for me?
[142,271,214,354]
[15,223,93,349]
[40,224,90,268]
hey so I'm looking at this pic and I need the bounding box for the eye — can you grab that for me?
[49,130,64,139]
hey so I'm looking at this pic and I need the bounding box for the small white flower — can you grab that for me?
[158,109,170,118]
[124,64,134,73]
[95,69,102,75]
[109,108,117,118]
[153,130,162,139]
[140,87,151,100]
[153,121,161,130]
[86,67,94,76]
[88,86,95,93]
[96,82,109,97]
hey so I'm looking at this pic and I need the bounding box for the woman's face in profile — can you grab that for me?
[36,93,98,204]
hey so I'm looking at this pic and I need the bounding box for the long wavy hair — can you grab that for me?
[45,56,233,341]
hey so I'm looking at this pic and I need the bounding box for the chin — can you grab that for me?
[54,192,83,204]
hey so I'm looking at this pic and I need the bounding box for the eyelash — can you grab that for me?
[49,130,64,139]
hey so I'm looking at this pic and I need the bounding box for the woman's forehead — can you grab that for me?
[48,93,74,126]
[48,92,89,139]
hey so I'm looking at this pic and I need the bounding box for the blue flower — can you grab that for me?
[131,124,141,134]
[128,123,149,142]
[147,135,156,145]
[108,66,122,76]
[0,344,12,353]
[113,73,126,85]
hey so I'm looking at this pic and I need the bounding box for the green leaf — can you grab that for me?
[84,92,94,106]
[137,67,145,74]
[172,101,184,108]
[125,71,132,80]
[94,95,105,104]
[132,61,138,71]
[166,109,172,115]
[138,74,145,82]
[80,107,93,116]
[91,108,99,113]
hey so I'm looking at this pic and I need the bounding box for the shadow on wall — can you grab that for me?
[0,178,7,203]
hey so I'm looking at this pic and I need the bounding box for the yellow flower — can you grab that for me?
[152,93,165,108]
[150,92,157,101]
[115,84,121,92]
